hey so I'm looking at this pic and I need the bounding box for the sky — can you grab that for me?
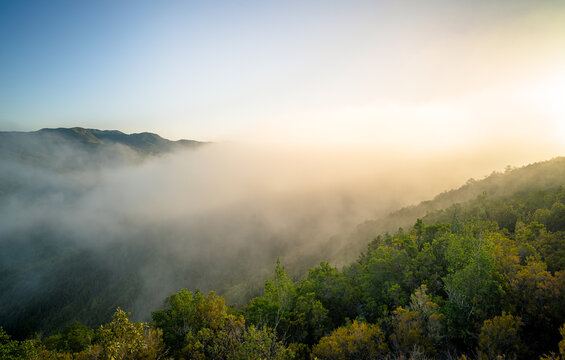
[1,0,565,154]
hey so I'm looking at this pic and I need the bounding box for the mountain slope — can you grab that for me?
[334,156,565,261]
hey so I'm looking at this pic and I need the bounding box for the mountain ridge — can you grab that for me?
[7,126,204,153]
[0,127,205,171]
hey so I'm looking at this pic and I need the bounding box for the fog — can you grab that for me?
[0,139,561,335]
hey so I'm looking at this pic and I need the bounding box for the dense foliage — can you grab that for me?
[3,158,565,359]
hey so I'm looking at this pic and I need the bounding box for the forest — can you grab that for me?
[2,157,565,359]
[3,0,565,358]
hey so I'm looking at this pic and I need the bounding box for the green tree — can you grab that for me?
[539,231,565,272]
[547,202,565,232]
[297,262,356,328]
[288,292,329,345]
[44,322,94,354]
[152,289,230,356]
[412,232,450,295]
[443,230,502,347]
[152,288,294,359]
[248,259,295,337]
[360,245,411,320]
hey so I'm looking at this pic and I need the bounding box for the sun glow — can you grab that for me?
[529,71,565,144]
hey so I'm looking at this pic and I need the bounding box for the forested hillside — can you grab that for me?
[341,157,565,261]
[2,157,565,359]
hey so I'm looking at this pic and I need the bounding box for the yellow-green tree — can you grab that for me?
[98,308,164,360]
[236,325,295,360]
[312,320,388,360]
[389,285,444,357]
[478,312,523,360]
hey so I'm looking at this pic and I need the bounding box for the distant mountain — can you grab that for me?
[0,127,204,167]
[0,127,205,199]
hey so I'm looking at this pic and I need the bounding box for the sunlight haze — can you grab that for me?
[1,0,564,157]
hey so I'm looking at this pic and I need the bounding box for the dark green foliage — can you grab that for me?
[44,322,94,353]
[361,244,412,320]
[297,262,359,329]
[288,292,329,345]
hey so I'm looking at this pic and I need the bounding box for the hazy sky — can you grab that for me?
[1,0,564,152]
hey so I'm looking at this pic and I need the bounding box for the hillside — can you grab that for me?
[337,156,565,261]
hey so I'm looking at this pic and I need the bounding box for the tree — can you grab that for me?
[389,285,444,357]
[360,245,411,320]
[236,325,295,360]
[288,292,329,345]
[152,288,295,359]
[413,233,450,296]
[44,322,94,353]
[547,202,565,232]
[152,289,231,356]
[390,307,431,357]
[443,231,502,347]
[312,320,388,360]
[297,262,356,329]
[478,312,523,360]
[509,259,565,355]
[538,231,565,273]
[248,259,295,337]
[98,308,164,360]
